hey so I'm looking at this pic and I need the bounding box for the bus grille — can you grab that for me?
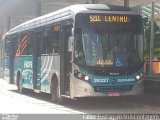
[91,70,131,76]
[94,85,133,92]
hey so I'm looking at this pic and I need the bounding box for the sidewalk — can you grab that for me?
[0,78,17,92]
[0,78,83,114]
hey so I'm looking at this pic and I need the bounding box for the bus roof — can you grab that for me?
[6,4,136,36]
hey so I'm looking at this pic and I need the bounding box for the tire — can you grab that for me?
[50,78,58,102]
[16,72,24,94]
[50,76,65,104]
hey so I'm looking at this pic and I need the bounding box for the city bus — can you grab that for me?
[3,4,144,103]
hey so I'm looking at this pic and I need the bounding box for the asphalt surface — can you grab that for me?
[0,78,160,114]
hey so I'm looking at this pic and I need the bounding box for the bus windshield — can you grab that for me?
[74,13,143,68]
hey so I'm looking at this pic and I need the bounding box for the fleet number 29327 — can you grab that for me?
[94,78,109,83]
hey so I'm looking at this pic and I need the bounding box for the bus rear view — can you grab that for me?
[73,12,144,97]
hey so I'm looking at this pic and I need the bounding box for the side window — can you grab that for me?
[5,35,18,58]
[35,31,42,57]
[52,25,61,53]
[16,32,33,56]
[4,37,10,57]
[12,36,19,58]
[75,28,83,59]
[42,25,61,55]
[42,28,51,54]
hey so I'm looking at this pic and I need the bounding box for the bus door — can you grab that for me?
[33,31,42,91]
[61,23,73,95]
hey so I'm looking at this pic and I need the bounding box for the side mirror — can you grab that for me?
[68,36,74,52]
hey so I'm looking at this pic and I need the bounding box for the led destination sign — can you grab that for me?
[89,15,129,23]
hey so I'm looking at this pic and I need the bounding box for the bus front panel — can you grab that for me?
[72,13,144,97]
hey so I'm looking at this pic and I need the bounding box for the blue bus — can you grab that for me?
[3,4,144,103]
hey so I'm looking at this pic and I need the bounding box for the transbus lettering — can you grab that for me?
[96,60,113,65]
[90,15,101,22]
[112,16,116,22]
[123,16,128,22]
[117,78,135,82]
[24,61,32,69]
[120,16,124,22]
[94,78,109,83]
[89,15,129,23]
[104,16,128,22]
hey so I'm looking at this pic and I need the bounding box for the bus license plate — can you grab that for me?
[108,92,120,96]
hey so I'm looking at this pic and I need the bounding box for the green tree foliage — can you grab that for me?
[143,16,160,60]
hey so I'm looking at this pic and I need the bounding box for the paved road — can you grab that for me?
[0,79,83,114]
[0,79,160,114]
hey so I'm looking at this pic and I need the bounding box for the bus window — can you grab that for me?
[42,28,51,54]
[75,28,85,64]
[5,36,17,58]
[17,33,33,56]
[13,36,19,57]
[42,25,61,55]
[5,38,10,57]
[35,31,42,57]
[52,25,60,53]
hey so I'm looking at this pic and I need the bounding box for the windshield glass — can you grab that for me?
[74,13,143,68]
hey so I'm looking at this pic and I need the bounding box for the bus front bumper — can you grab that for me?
[72,79,144,98]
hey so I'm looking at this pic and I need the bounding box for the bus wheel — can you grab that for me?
[16,72,24,94]
[51,76,65,104]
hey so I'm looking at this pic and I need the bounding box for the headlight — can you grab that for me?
[84,76,90,81]
[136,75,141,80]
[74,69,90,82]
[136,73,143,81]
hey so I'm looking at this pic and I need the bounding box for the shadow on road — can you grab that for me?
[9,89,160,113]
